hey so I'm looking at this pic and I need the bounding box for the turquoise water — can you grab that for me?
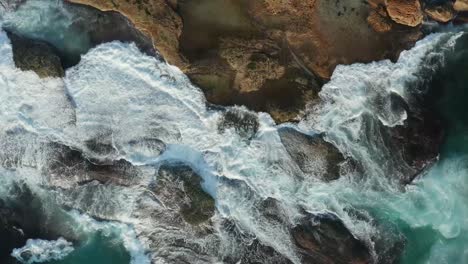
[358,33,468,264]
[47,232,130,264]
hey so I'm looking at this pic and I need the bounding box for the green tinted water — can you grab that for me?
[380,33,468,264]
[47,232,130,264]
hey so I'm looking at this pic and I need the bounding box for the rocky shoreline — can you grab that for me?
[0,1,463,263]
[64,0,462,123]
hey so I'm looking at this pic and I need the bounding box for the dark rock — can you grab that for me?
[292,213,372,264]
[7,32,64,78]
[155,163,215,225]
[46,142,141,187]
[278,127,345,182]
[218,107,259,139]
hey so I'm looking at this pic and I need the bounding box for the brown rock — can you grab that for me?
[292,213,372,264]
[454,0,468,11]
[66,0,423,123]
[386,0,423,27]
[425,2,456,23]
[367,7,394,33]
[66,0,186,69]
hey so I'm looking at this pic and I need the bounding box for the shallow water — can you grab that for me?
[2,1,468,263]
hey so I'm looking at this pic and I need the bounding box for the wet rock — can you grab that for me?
[65,0,184,67]
[218,107,259,139]
[292,213,372,264]
[454,0,468,11]
[130,162,218,263]
[220,219,293,264]
[386,0,424,27]
[278,128,345,182]
[7,32,64,78]
[155,163,215,226]
[46,143,141,187]
[425,2,456,23]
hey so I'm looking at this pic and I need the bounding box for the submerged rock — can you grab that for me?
[292,213,372,264]
[7,32,64,78]
[278,128,345,182]
[218,107,259,140]
[155,163,215,225]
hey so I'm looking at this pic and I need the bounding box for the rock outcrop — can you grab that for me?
[278,128,345,182]
[293,213,372,264]
[7,32,64,78]
[154,163,215,225]
[66,0,427,122]
[386,0,424,27]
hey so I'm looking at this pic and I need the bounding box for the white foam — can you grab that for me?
[67,210,151,264]
[1,3,467,262]
[11,237,74,264]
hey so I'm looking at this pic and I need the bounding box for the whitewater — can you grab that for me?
[1,1,468,263]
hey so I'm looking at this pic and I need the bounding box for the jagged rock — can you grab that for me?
[7,32,64,78]
[386,0,424,27]
[278,128,345,182]
[454,0,468,11]
[425,2,456,23]
[218,107,259,139]
[292,213,372,264]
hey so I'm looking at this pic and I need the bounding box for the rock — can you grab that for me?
[454,0,468,11]
[66,0,422,123]
[292,213,372,264]
[130,162,218,263]
[45,143,142,188]
[278,128,345,182]
[425,2,456,23]
[385,91,443,184]
[7,32,64,78]
[65,0,185,68]
[220,219,293,264]
[386,0,424,27]
[367,6,394,33]
[218,107,259,140]
[155,163,215,225]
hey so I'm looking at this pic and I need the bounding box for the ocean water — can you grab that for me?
[1,1,468,263]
